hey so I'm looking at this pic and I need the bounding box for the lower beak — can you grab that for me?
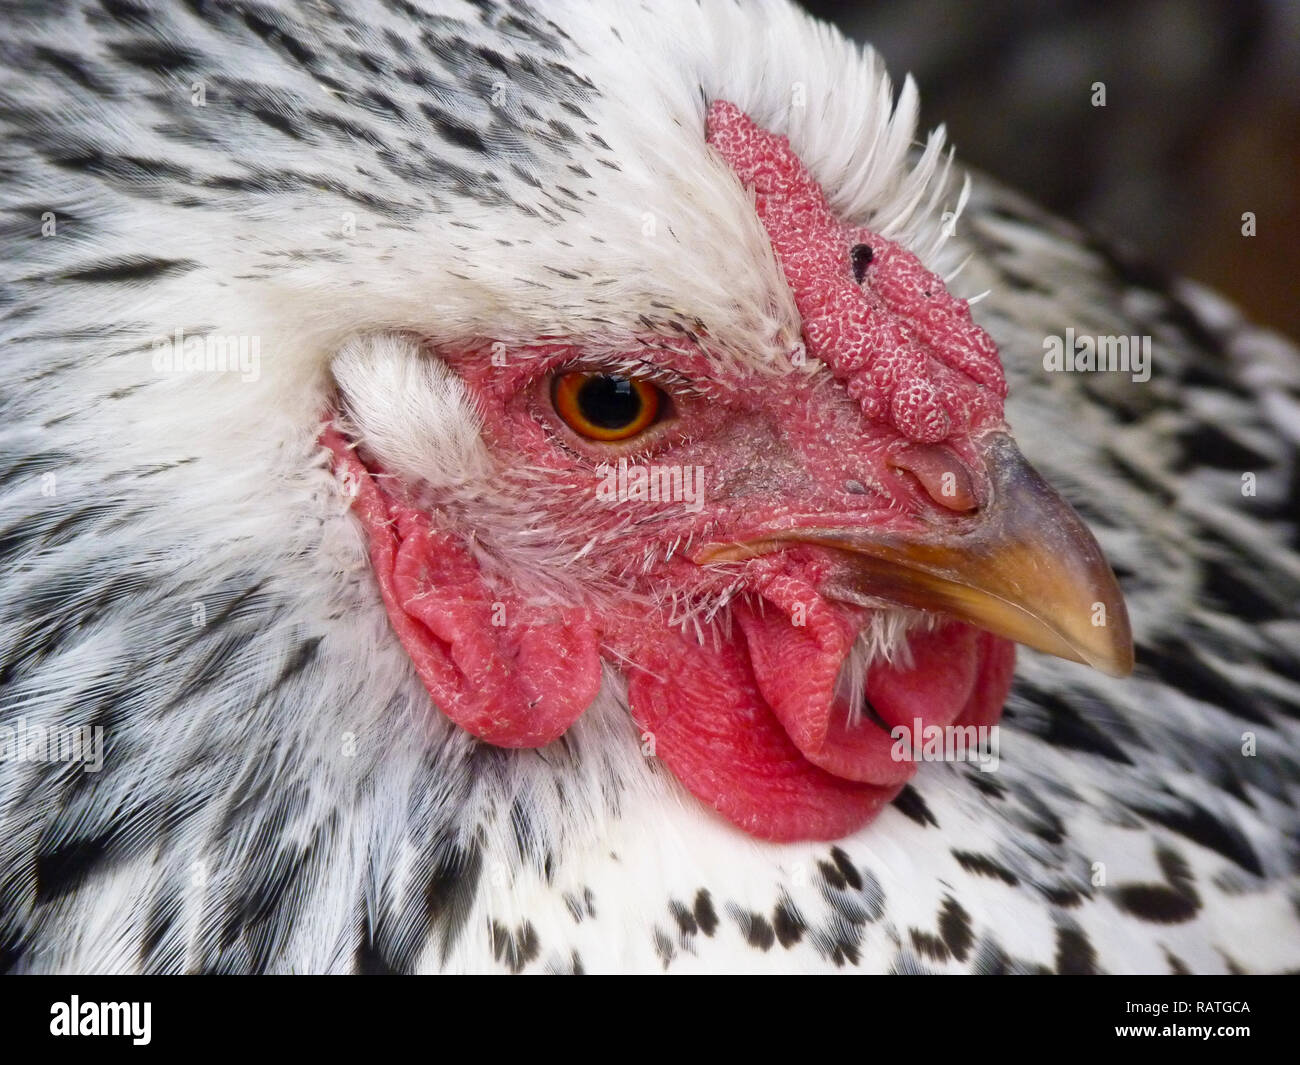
[700,434,1134,677]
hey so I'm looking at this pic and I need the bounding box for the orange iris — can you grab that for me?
[552,372,662,441]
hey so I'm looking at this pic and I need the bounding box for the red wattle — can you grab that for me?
[865,621,979,732]
[616,621,900,842]
[958,631,1017,728]
[734,575,916,786]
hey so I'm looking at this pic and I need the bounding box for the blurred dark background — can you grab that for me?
[801,0,1300,341]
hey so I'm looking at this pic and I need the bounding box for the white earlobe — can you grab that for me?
[331,333,492,489]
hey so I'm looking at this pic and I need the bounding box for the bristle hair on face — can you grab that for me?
[835,609,939,726]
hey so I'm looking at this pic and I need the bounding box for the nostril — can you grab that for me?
[889,445,978,512]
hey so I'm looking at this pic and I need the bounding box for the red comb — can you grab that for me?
[706,100,1006,444]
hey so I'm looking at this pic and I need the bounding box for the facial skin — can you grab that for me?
[324,102,1131,842]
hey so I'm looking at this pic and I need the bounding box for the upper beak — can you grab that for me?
[699,433,1134,677]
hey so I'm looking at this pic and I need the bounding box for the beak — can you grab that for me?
[699,433,1134,677]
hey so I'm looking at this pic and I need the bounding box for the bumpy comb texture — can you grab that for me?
[706,100,1007,444]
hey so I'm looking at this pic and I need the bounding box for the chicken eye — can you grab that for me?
[552,372,663,441]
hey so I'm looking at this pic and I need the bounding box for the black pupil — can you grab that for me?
[577,374,642,428]
[851,243,873,284]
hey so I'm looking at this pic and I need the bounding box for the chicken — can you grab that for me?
[1,0,1297,974]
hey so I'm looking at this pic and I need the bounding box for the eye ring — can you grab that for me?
[552,371,663,441]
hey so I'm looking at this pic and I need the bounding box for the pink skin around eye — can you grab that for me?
[324,101,1017,843]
